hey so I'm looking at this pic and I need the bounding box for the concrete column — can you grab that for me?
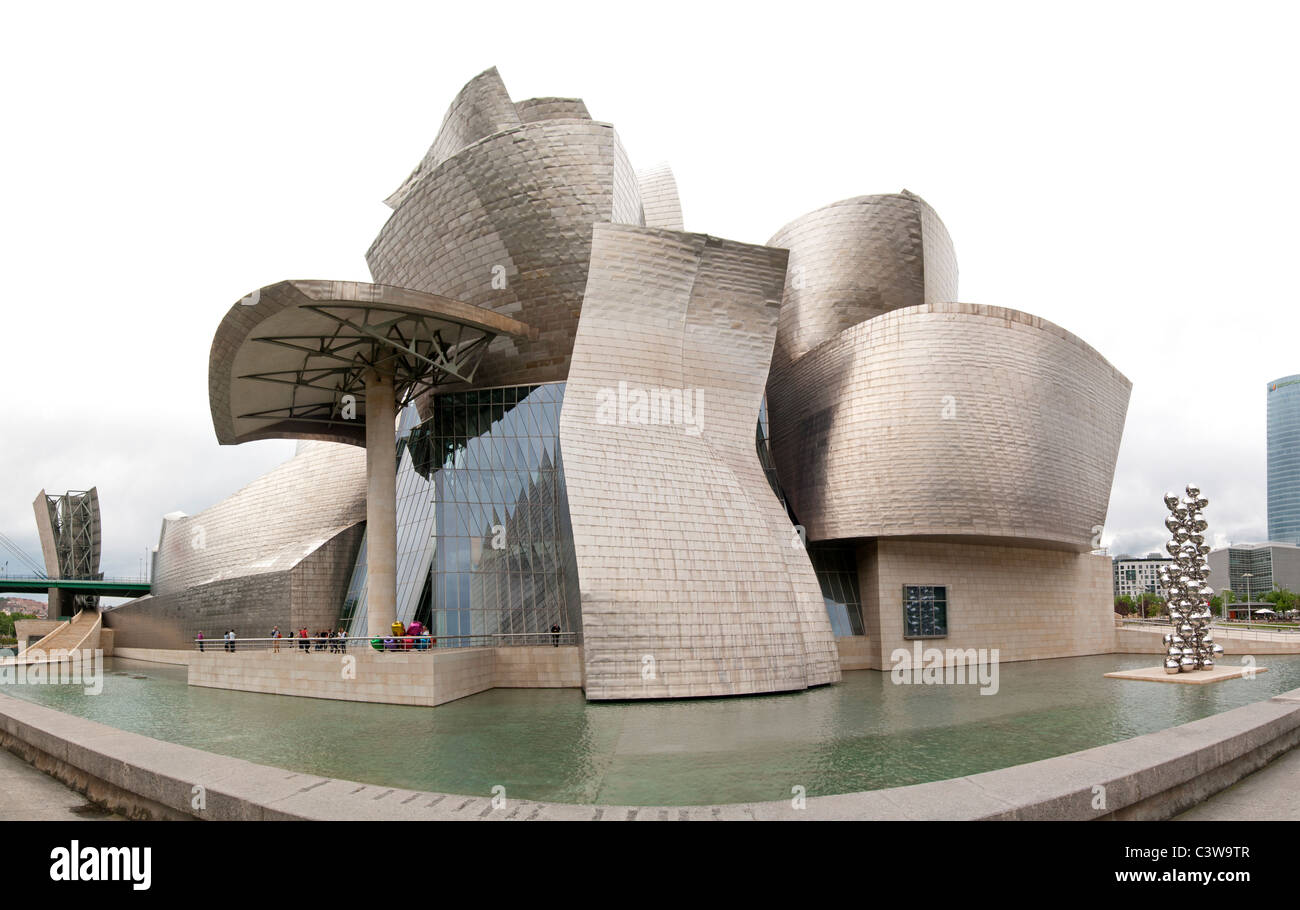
[364,369,398,639]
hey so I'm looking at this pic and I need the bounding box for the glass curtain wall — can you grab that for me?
[1268,376,1300,545]
[807,542,865,636]
[340,382,581,644]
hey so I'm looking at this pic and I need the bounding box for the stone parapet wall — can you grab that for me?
[1115,626,1300,656]
[187,646,582,706]
[3,685,1298,821]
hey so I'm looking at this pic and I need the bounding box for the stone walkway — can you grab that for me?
[1177,745,1300,820]
[0,748,121,821]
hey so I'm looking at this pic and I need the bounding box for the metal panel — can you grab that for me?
[766,302,1131,549]
[560,223,840,700]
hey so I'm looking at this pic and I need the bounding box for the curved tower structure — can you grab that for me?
[367,67,648,393]
[768,192,956,369]
[764,193,1130,669]
[561,224,840,699]
[767,303,1129,548]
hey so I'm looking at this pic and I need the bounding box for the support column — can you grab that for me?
[364,369,398,639]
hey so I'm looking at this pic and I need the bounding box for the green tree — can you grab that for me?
[0,611,36,639]
[1138,592,1164,615]
[1262,589,1298,611]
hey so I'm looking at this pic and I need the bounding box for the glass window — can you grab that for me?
[903,585,948,638]
[806,542,864,636]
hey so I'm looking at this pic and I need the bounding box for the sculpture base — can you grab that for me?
[1104,665,1268,685]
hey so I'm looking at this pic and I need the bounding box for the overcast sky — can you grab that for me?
[2,1,1297,601]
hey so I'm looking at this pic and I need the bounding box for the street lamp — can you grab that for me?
[1243,572,1254,629]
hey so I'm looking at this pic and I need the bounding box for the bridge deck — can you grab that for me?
[0,577,150,597]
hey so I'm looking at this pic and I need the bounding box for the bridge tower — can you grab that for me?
[32,488,103,616]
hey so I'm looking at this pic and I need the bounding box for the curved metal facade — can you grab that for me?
[366,70,661,393]
[1268,374,1300,545]
[766,302,1131,549]
[104,442,366,649]
[767,192,956,369]
[383,67,524,210]
[635,163,684,230]
[560,223,840,700]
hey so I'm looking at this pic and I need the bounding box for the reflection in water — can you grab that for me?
[5,654,1299,806]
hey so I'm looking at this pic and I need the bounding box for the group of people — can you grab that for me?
[193,628,348,652]
[269,626,348,653]
[194,630,238,652]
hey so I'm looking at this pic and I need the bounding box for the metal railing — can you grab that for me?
[0,573,149,583]
[192,632,582,652]
[1118,617,1300,642]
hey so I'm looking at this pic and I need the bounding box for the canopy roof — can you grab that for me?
[209,280,536,446]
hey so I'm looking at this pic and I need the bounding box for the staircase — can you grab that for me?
[25,609,101,656]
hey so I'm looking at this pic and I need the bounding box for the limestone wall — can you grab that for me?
[187,646,582,707]
[856,540,1116,668]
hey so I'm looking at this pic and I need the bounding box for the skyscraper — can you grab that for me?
[1267,375,1300,545]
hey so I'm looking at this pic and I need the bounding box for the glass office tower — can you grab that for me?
[1267,375,1300,545]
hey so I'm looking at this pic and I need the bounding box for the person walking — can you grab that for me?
[550,622,561,647]
[271,625,281,654]
[229,629,237,654]
[337,628,347,654]
[196,630,204,653]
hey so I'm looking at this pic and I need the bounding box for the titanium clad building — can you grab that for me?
[1268,375,1300,546]
[764,196,1130,671]
[106,66,1132,700]
[105,443,366,650]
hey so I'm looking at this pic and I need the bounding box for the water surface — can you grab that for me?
[6,654,1298,805]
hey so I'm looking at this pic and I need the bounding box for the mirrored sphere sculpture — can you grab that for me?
[1159,484,1225,673]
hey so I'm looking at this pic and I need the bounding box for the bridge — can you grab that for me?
[0,489,151,608]
[0,575,150,598]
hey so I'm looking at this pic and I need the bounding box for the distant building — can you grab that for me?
[1207,542,1300,599]
[1113,555,1173,599]
[1267,375,1300,545]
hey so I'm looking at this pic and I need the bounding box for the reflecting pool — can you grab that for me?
[6,653,1300,805]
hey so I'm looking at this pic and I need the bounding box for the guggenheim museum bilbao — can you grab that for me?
[103,67,1132,700]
